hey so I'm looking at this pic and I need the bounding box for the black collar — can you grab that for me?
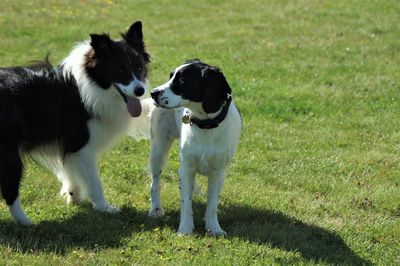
[187,96,232,129]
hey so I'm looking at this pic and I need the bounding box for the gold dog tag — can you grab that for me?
[182,115,191,124]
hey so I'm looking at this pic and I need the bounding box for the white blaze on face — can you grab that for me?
[115,73,146,97]
[154,83,183,108]
[151,63,191,108]
[115,73,146,117]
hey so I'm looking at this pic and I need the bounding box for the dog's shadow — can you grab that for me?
[217,204,371,265]
[0,204,370,265]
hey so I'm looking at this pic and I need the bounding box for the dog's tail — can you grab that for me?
[128,97,155,140]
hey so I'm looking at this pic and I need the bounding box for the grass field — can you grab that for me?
[1,0,399,265]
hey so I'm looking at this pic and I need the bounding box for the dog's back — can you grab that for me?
[0,63,90,153]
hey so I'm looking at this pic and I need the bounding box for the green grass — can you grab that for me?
[1,0,399,264]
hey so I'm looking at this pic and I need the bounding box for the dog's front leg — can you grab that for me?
[177,164,196,235]
[63,150,120,214]
[205,170,226,236]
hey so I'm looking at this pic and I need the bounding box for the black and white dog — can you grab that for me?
[149,60,241,235]
[0,21,152,225]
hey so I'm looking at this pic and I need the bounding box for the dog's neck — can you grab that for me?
[185,103,219,120]
[183,96,232,129]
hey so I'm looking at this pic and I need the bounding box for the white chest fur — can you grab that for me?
[178,103,241,175]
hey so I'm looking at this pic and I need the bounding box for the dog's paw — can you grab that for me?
[60,187,81,206]
[104,205,121,214]
[148,207,165,218]
[206,227,227,237]
[13,214,33,226]
[94,204,121,214]
[9,201,33,226]
[177,229,193,236]
[205,222,227,237]
[66,191,81,205]
[177,223,194,235]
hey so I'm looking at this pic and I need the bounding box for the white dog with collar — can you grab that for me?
[149,60,241,236]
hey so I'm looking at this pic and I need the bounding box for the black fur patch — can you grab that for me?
[169,60,232,113]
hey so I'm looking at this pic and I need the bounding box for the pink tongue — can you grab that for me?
[127,97,142,117]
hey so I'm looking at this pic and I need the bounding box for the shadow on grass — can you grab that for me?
[0,204,370,265]
[218,204,371,265]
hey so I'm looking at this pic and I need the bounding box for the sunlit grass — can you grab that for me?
[0,0,399,265]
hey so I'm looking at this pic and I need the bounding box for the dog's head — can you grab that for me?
[85,21,150,117]
[151,60,231,114]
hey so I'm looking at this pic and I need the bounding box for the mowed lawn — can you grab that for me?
[0,0,399,265]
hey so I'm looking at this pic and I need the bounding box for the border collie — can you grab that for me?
[149,60,241,235]
[0,21,152,225]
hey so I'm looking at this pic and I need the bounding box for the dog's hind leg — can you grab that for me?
[177,164,196,235]
[9,198,31,225]
[148,108,178,218]
[0,146,31,225]
[148,131,174,218]
[0,97,31,225]
[205,170,226,236]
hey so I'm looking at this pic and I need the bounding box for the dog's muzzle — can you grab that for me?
[150,90,163,106]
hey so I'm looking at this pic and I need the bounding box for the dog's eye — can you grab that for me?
[138,67,142,72]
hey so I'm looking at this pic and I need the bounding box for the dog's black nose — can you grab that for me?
[151,90,160,99]
[135,86,145,97]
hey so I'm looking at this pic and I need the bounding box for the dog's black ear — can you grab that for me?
[123,21,143,47]
[90,34,112,56]
[122,21,150,62]
[201,67,232,114]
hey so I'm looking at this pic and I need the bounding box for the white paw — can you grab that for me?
[105,205,121,214]
[206,227,227,237]
[66,192,81,205]
[9,199,33,226]
[14,215,33,226]
[60,187,81,205]
[148,207,165,218]
[206,222,226,237]
[95,204,121,214]
[177,223,194,235]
